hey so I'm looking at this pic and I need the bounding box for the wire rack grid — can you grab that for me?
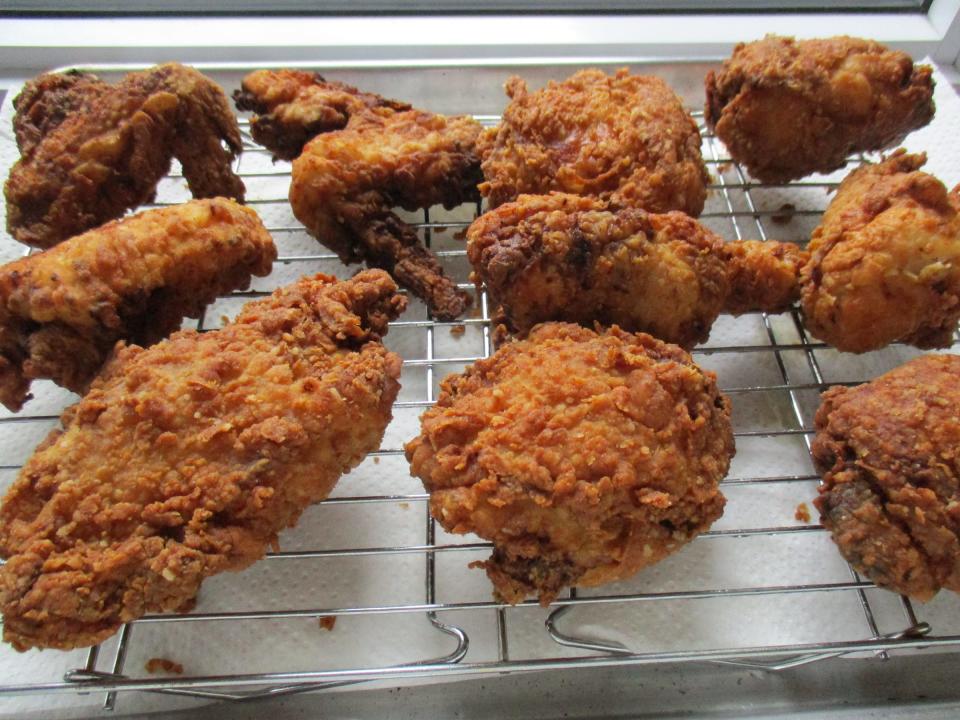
[1,64,960,713]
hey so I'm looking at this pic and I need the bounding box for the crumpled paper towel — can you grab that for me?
[0,60,957,718]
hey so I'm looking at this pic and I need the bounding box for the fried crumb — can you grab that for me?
[318,615,337,631]
[373,456,380,464]
[771,203,796,225]
[399,502,410,510]
[795,502,811,523]
[145,658,183,675]
[453,228,468,241]
[717,162,732,174]
[449,324,466,337]
[433,225,448,235]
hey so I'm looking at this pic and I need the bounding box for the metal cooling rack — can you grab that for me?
[1,63,960,712]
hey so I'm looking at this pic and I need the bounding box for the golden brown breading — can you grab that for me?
[233,69,411,161]
[722,239,807,316]
[466,193,806,347]
[6,63,246,249]
[406,323,733,605]
[290,107,481,320]
[812,354,960,601]
[0,270,405,651]
[705,35,934,183]
[12,70,109,157]
[478,69,708,215]
[0,198,276,412]
[800,151,960,353]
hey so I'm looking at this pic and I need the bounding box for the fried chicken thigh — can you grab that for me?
[467,193,806,347]
[812,354,960,601]
[478,69,709,215]
[0,198,276,412]
[233,69,411,161]
[6,63,246,248]
[289,106,481,320]
[406,323,733,605]
[800,151,960,353]
[705,35,934,183]
[0,270,405,650]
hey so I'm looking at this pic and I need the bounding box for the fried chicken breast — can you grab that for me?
[466,193,806,347]
[812,354,960,601]
[233,69,411,161]
[478,69,708,215]
[406,323,733,605]
[0,198,276,412]
[6,63,246,249]
[0,270,405,651]
[800,151,960,353]
[289,102,481,320]
[705,35,935,183]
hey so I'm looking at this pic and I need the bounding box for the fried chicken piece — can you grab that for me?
[0,270,405,651]
[812,354,960,601]
[233,69,411,161]
[800,151,960,353]
[478,69,709,215]
[289,101,481,320]
[0,198,276,412]
[6,63,246,249]
[406,322,733,605]
[466,193,806,347]
[705,35,934,183]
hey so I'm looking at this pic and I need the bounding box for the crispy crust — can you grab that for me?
[290,108,481,320]
[812,354,960,601]
[478,69,708,215]
[406,322,733,605]
[6,63,245,249]
[800,150,960,353]
[0,270,405,651]
[705,35,934,183]
[0,198,277,412]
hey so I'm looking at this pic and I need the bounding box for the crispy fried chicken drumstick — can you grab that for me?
[233,69,411,161]
[0,270,405,651]
[6,63,246,249]
[406,323,733,605]
[467,193,806,347]
[705,35,934,183]
[478,69,709,215]
[0,198,276,412]
[812,354,960,601]
[800,151,960,353]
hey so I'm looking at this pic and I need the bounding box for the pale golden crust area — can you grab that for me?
[405,323,733,605]
[290,108,482,319]
[478,69,708,215]
[233,69,411,160]
[800,151,960,353]
[0,198,277,412]
[812,354,960,601]
[6,63,246,248]
[466,193,806,347]
[0,270,405,651]
[705,35,934,183]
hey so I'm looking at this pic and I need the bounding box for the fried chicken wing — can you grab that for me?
[466,193,806,347]
[800,151,960,353]
[406,322,733,605]
[6,63,246,249]
[478,69,709,215]
[0,270,405,651]
[0,198,276,412]
[705,35,934,183]
[233,69,411,161]
[812,354,960,601]
[289,102,481,320]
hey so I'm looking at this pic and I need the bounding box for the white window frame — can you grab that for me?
[0,0,958,75]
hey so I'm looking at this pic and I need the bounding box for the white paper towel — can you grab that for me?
[0,60,957,717]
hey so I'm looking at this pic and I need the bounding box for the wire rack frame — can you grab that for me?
[0,96,959,711]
